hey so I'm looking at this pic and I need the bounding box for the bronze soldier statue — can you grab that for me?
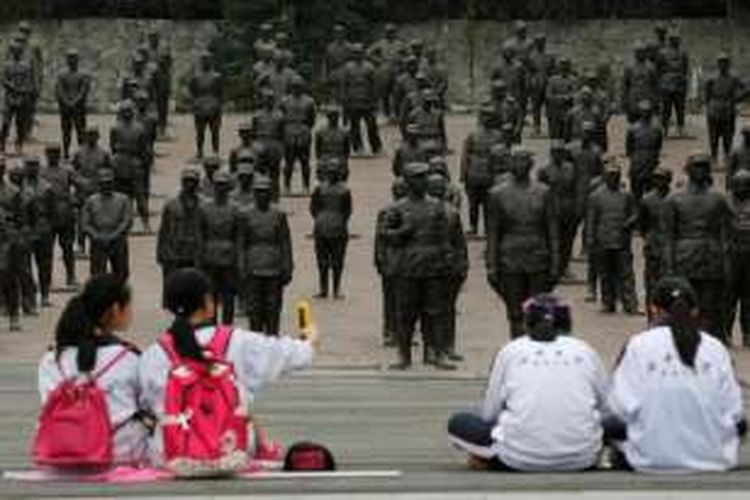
[1,41,34,154]
[427,173,468,361]
[17,22,43,140]
[231,160,255,213]
[370,24,404,119]
[157,167,203,301]
[199,156,221,201]
[252,88,285,200]
[7,165,36,315]
[422,47,448,110]
[385,162,456,370]
[311,161,352,299]
[460,106,499,236]
[625,99,663,200]
[375,178,407,347]
[639,167,672,317]
[527,34,553,136]
[539,141,585,279]
[408,89,446,152]
[256,50,299,107]
[393,56,420,128]
[71,128,111,254]
[238,176,293,335]
[189,51,222,159]
[199,171,240,325]
[55,49,90,160]
[664,154,731,342]
[145,29,172,138]
[315,106,350,179]
[20,156,54,307]
[504,20,532,67]
[280,76,316,194]
[566,86,605,143]
[325,23,351,104]
[392,123,428,178]
[229,122,255,175]
[486,150,559,338]
[341,44,382,155]
[0,158,21,330]
[622,42,659,123]
[41,145,77,288]
[728,126,750,192]
[585,162,639,314]
[491,43,527,126]
[545,58,576,140]
[254,23,277,59]
[726,169,750,348]
[110,99,150,232]
[657,33,689,137]
[705,53,747,164]
[81,169,133,282]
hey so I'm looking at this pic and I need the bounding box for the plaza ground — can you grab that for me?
[0,113,749,497]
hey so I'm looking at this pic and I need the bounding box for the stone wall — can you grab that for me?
[1,17,748,111]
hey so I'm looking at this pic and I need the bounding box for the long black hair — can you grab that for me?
[163,268,213,362]
[652,276,701,368]
[55,274,131,373]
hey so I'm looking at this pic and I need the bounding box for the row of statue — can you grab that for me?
[1,19,750,373]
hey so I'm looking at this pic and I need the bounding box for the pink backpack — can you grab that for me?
[32,347,130,468]
[158,326,249,477]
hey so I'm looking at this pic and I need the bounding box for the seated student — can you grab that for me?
[608,277,746,473]
[37,274,149,466]
[139,268,317,470]
[447,294,609,471]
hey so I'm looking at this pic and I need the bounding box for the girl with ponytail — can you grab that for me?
[608,276,746,473]
[139,268,318,466]
[38,274,149,465]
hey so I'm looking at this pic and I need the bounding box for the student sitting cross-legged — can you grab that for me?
[607,276,746,473]
[35,274,149,468]
[138,268,317,476]
[447,294,610,471]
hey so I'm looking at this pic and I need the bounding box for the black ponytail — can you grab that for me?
[652,277,701,368]
[163,268,213,362]
[55,274,131,373]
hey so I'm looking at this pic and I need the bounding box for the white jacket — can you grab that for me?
[138,325,313,463]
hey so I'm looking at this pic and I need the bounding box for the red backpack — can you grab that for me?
[32,347,130,468]
[158,326,249,477]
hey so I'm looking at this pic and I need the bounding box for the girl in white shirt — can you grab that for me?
[139,268,317,465]
[38,274,149,465]
[608,276,746,473]
[448,294,609,471]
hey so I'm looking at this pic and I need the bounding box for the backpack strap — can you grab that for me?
[158,332,181,366]
[92,347,131,381]
[206,326,234,361]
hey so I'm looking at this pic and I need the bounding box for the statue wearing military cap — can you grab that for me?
[189,50,222,159]
[383,161,457,370]
[157,166,203,303]
[80,168,133,282]
[315,105,350,180]
[486,149,559,338]
[727,168,750,346]
[56,48,91,159]
[622,41,659,123]
[279,75,316,194]
[391,123,429,178]
[663,154,731,341]
[1,40,35,154]
[705,52,747,163]
[237,173,293,335]
[625,99,663,200]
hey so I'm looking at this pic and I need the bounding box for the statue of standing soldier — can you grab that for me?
[145,29,172,138]
[311,160,352,299]
[622,43,659,123]
[1,41,35,154]
[527,35,553,136]
[315,106,350,179]
[252,88,285,200]
[705,53,747,164]
[80,169,133,282]
[726,169,750,348]
[199,171,240,325]
[0,158,21,330]
[280,76,316,194]
[110,99,150,232]
[625,100,663,200]
[41,145,77,288]
[486,150,559,338]
[55,49,90,160]
[545,58,576,140]
[460,106,498,236]
[189,51,222,159]
[238,176,293,335]
[341,44,382,155]
[664,154,731,342]
[71,128,111,254]
[384,162,456,370]
[639,167,672,317]
[657,32,689,137]
[157,167,203,302]
[21,156,55,308]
